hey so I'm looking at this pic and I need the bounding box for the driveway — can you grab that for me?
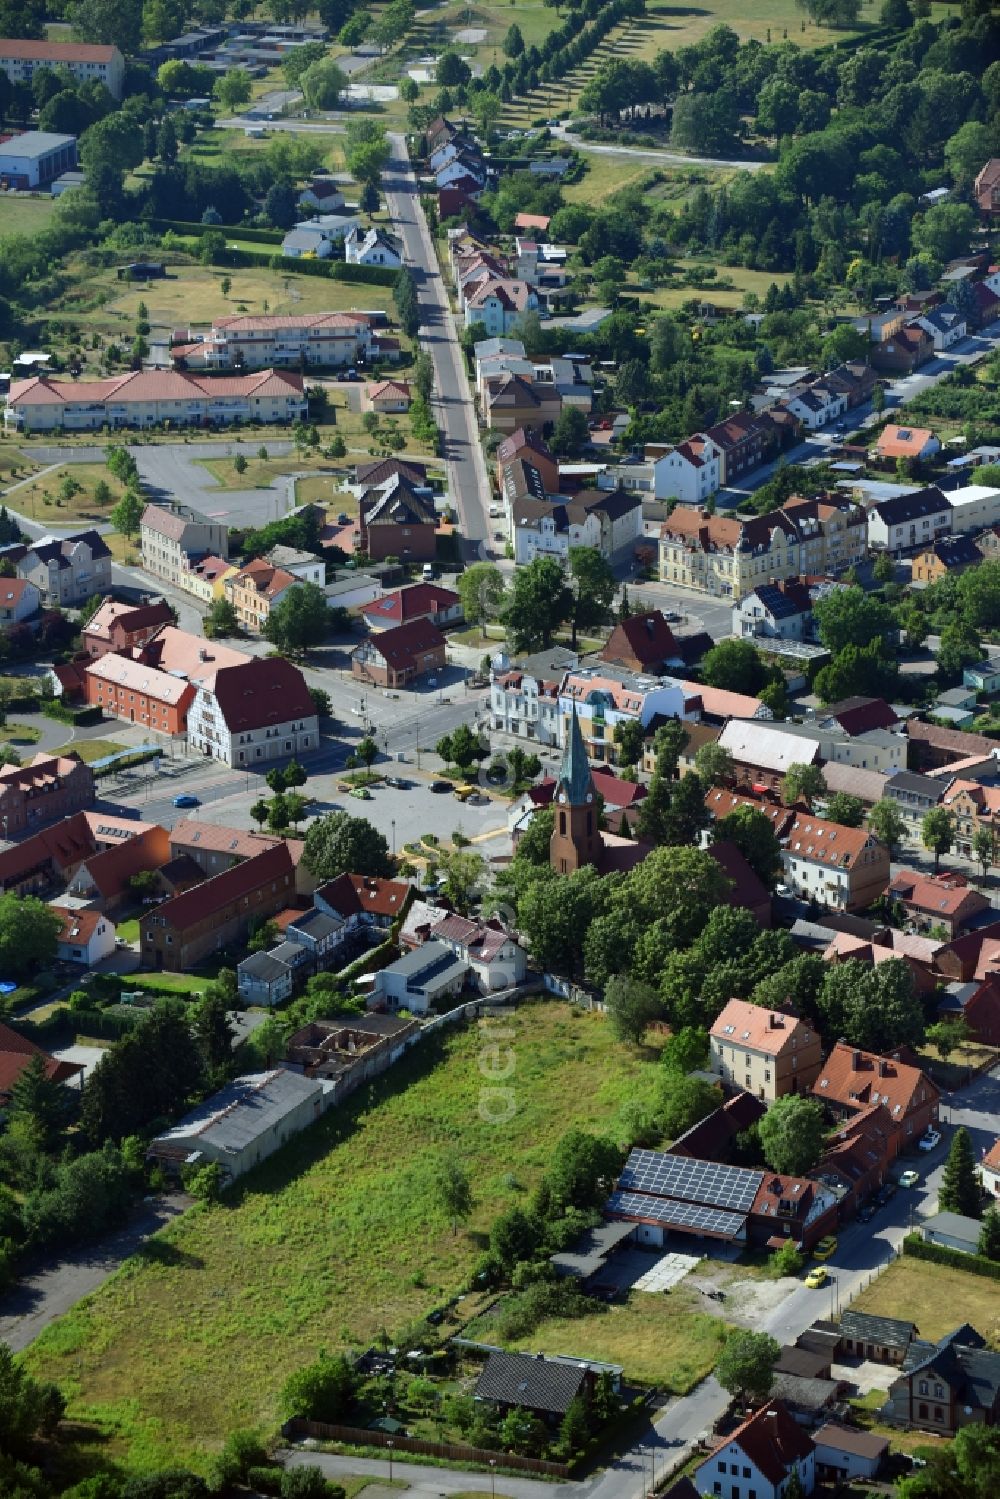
[383,132,490,560]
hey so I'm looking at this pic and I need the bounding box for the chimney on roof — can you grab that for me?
[878,1058,889,1077]
[852,1049,861,1070]
[769,1012,782,1028]
[199,648,208,661]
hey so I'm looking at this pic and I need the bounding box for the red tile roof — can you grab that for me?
[361,617,446,670]
[151,842,295,932]
[50,905,110,947]
[0,1021,83,1097]
[785,813,880,869]
[704,786,795,838]
[316,872,410,919]
[710,998,815,1055]
[702,1403,814,1488]
[889,870,989,921]
[813,1042,939,1122]
[601,611,678,670]
[9,368,303,407]
[822,696,900,735]
[210,657,316,732]
[361,583,460,627]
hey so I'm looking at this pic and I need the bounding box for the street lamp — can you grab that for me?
[391,819,396,857]
[386,1439,393,1484]
[489,1459,496,1499]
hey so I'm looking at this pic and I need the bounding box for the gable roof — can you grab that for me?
[210,657,317,733]
[475,1350,588,1416]
[315,873,410,920]
[710,999,814,1055]
[701,1402,814,1487]
[718,719,819,774]
[0,1020,83,1096]
[361,583,460,627]
[785,814,881,870]
[153,843,295,932]
[359,617,446,671]
[821,696,900,736]
[814,1042,939,1121]
[871,486,951,525]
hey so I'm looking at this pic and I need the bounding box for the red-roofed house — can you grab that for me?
[315,873,412,932]
[5,368,306,432]
[0,1020,84,1104]
[710,999,822,1103]
[428,913,526,990]
[694,1403,816,1499]
[889,870,990,938]
[366,379,411,414]
[980,1137,1000,1197]
[224,558,302,633]
[140,842,298,970]
[0,576,40,624]
[782,813,890,911]
[351,617,447,687]
[50,904,116,965]
[361,583,462,633]
[812,1103,893,1215]
[82,599,175,660]
[600,611,681,674]
[708,839,774,930]
[0,39,124,97]
[813,1043,939,1158]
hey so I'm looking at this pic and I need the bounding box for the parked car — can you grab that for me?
[350,786,372,800]
[876,1182,897,1207]
[857,1202,876,1223]
[430,780,452,793]
[918,1129,941,1152]
[805,1266,828,1289]
[385,776,411,789]
[812,1235,838,1261]
[172,793,200,808]
[899,1169,921,1189]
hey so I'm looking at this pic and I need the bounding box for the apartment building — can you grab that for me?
[0,39,124,98]
[648,436,722,505]
[140,502,229,588]
[172,311,380,371]
[86,626,318,768]
[867,487,953,556]
[490,646,578,745]
[0,753,95,837]
[4,369,307,432]
[141,842,299,970]
[814,1043,939,1159]
[940,778,1000,858]
[558,665,701,767]
[709,998,823,1103]
[513,488,642,565]
[358,475,438,563]
[781,813,890,911]
[658,508,800,597]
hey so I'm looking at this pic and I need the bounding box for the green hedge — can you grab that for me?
[41,700,102,727]
[164,236,397,286]
[903,1232,1000,1279]
[151,218,282,244]
[341,938,396,985]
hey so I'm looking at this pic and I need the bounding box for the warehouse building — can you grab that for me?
[0,131,77,190]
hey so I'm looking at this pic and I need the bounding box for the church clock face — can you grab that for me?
[558,792,567,803]
[586,793,593,803]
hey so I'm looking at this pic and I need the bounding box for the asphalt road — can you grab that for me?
[383,131,490,560]
[0,1194,188,1353]
[552,125,767,173]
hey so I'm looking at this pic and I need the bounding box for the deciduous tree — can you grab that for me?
[922,806,954,873]
[715,1330,780,1404]
[303,812,392,882]
[758,1095,826,1176]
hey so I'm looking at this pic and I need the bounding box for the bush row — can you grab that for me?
[902,1231,1000,1279]
[41,700,102,727]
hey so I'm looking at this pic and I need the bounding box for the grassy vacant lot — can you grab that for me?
[26,1003,663,1472]
[510,1290,726,1391]
[183,127,348,176]
[848,1258,1000,1346]
[634,260,789,312]
[107,264,396,332]
[8,462,128,526]
[2,195,61,235]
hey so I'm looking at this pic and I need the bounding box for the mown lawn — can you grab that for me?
[9,462,128,527]
[509,1290,727,1391]
[25,1003,663,1472]
[1,195,60,235]
[64,738,125,765]
[105,264,397,331]
[848,1258,1000,1345]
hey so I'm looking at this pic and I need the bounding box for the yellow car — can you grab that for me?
[805,1266,828,1289]
[454,784,476,801]
[812,1235,838,1261]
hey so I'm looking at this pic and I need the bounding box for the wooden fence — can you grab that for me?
[283,1418,571,1477]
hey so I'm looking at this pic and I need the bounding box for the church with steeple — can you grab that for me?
[549,708,601,873]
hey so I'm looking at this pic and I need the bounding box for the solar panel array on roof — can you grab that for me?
[606,1190,748,1239]
[619,1149,763,1212]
